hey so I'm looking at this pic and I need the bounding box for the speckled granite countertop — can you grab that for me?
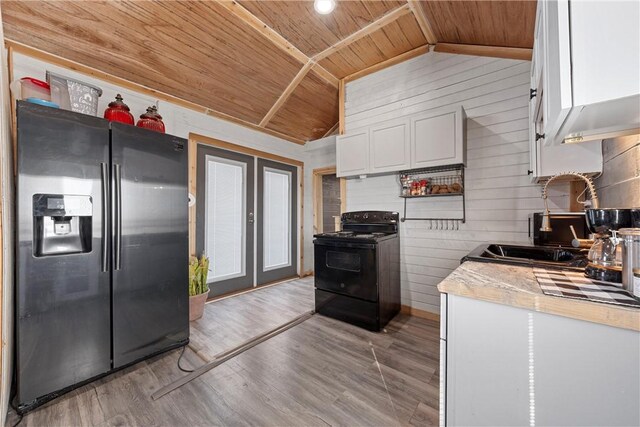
[438,261,640,332]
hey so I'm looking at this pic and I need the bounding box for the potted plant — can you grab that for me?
[188,255,210,321]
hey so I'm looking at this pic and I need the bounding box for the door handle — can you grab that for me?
[101,162,109,272]
[248,212,254,224]
[113,164,122,271]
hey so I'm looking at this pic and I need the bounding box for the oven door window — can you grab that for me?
[326,250,361,272]
[314,243,377,302]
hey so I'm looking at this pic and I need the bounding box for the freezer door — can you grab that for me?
[15,102,111,408]
[111,123,189,368]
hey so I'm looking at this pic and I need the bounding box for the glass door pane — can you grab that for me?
[257,159,297,285]
[196,145,254,297]
[263,168,291,271]
[205,156,246,282]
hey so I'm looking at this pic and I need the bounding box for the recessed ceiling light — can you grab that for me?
[314,0,336,15]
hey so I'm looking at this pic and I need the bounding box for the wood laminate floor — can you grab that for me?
[7,277,440,427]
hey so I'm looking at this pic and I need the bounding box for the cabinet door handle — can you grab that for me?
[530,88,537,100]
[536,133,545,142]
[527,170,533,175]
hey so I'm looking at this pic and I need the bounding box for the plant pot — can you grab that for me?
[189,291,208,321]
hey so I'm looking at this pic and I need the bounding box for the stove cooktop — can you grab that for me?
[314,211,399,243]
[313,231,395,242]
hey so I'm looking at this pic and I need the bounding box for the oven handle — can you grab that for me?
[313,240,376,250]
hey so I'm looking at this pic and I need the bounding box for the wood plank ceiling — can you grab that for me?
[420,1,537,48]
[1,1,537,144]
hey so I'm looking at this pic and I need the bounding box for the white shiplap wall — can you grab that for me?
[303,135,337,273]
[595,134,640,208]
[343,52,569,314]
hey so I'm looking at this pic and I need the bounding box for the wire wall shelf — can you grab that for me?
[398,163,466,227]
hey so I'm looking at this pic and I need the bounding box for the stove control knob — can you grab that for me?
[363,213,369,220]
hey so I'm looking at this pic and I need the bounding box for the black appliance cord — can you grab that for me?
[9,400,23,427]
[10,413,23,427]
[177,346,194,373]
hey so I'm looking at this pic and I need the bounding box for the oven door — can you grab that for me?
[314,239,378,302]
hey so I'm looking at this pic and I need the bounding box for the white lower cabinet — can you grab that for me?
[369,118,410,173]
[532,311,640,426]
[441,294,640,426]
[336,129,369,177]
[439,294,448,427]
[444,295,530,426]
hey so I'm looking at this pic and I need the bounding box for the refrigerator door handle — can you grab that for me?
[101,162,109,272]
[114,163,122,271]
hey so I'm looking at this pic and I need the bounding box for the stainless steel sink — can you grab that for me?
[462,244,589,270]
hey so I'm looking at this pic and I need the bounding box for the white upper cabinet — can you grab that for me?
[570,1,640,106]
[336,106,465,177]
[528,0,610,181]
[534,0,640,145]
[534,139,603,181]
[528,6,543,180]
[336,129,369,178]
[411,106,466,169]
[541,0,572,144]
[369,118,410,173]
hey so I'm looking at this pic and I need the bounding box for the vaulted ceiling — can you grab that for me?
[1,1,537,144]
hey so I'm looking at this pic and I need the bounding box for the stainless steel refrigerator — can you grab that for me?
[15,101,189,412]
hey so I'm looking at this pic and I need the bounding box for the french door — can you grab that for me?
[196,146,254,297]
[196,146,298,297]
[257,159,298,285]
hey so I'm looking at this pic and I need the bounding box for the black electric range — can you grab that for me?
[313,211,401,331]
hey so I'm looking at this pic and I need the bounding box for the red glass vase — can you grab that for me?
[103,94,134,125]
[136,105,165,133]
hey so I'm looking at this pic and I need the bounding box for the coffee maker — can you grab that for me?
[584,208,633,282]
